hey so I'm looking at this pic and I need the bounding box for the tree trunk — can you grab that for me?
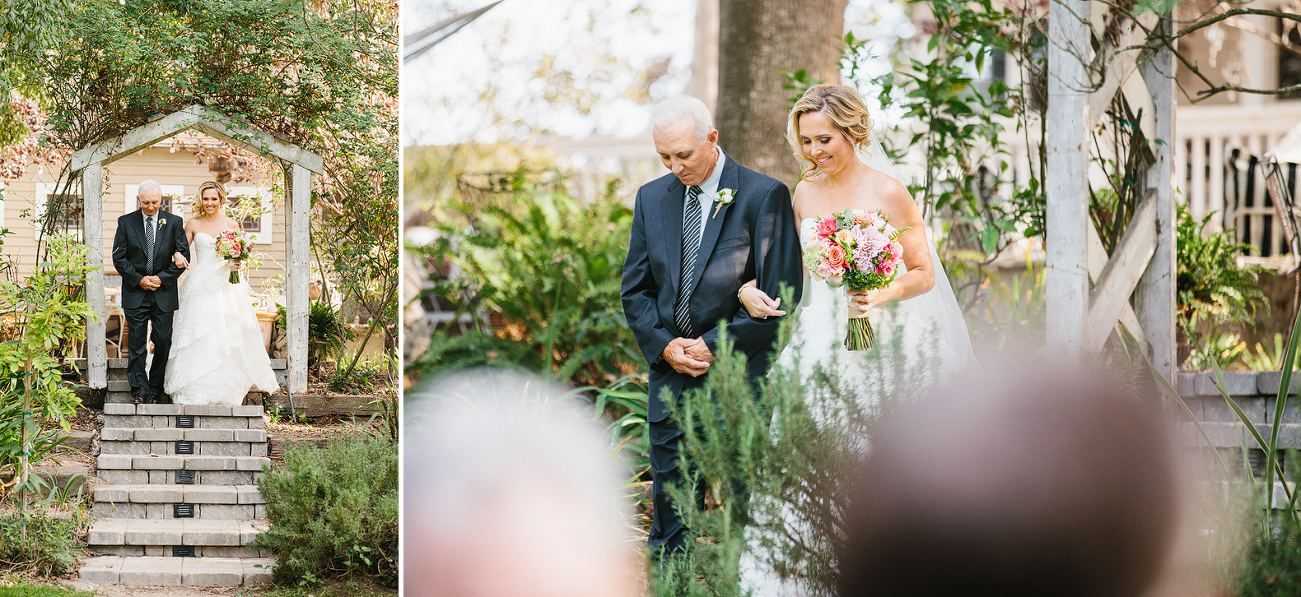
[717,0,847,186]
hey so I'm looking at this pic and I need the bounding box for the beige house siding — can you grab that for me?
[1,145,288,296]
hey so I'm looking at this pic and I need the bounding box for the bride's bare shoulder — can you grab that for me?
[868,170,920,224]
[792,175,828,220]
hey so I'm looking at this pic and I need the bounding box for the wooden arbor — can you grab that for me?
[68,105,322,393]
[1046,1,1177,381]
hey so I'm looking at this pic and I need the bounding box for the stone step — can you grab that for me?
[97,454,270,472]
[100,439,268,457]
[80,555,275,586]
[95,484,264,504]
[94,501,266,520]
[90,545,270,558]
[104,404,265,418]
[104,413,266,432]
[101,427,267,444]
[99,468,261,486]
[94,484,265,518]
[88,519,268,548]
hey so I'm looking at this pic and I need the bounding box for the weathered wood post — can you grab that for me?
[284,162,311,393]
[1045,0,1092,356]
[83,162,107,389]
[1135,13,1178,384]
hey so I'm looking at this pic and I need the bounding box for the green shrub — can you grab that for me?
[0,509,89,577]
[309,301,353,370]
[412,182,641,388]
[1239,506,1301,596]
[328,357,388,394]
[249,433,398,587]
[1177,203,1268,368]
[651,303,938,597]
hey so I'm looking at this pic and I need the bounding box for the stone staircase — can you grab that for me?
[78,360,279,586]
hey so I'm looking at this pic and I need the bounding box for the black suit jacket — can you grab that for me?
[621,156,803,423]
[112,210,189,312]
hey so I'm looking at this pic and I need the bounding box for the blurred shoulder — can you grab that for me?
[734,162,785,196]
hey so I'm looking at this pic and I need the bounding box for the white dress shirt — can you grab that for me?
[687,149,728,246]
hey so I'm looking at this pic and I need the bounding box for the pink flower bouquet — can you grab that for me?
[214,229,253,284]
[803,209,907,350]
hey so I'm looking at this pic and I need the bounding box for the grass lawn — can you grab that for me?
[0,586,92,597]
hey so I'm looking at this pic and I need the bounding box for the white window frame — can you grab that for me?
[227,186,274,245]
[36,181,84,241]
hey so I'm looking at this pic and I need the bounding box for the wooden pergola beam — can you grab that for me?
[69,105,323,174]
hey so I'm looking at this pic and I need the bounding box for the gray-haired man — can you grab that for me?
[621,96,803,554]
[112,180,189,404]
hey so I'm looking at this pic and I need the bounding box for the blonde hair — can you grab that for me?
[787,84,875,181]
[194,181,227,218]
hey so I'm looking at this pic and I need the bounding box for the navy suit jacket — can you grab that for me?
[112,210,189,312]
[621,157,803,423]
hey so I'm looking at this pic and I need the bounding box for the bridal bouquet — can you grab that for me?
[804,209,907,350]
[214,229,252,284]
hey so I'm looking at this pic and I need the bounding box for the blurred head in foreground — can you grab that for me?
[839,359,1181,597]
[404,370,640,597]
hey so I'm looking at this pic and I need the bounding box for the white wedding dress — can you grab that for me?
[164,232,280,405]
[740,136,975,597]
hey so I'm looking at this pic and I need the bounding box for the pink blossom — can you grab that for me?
[826,244,847,270]
[876,241,904,276]
[853,226,888,256]
[816,218,839,238]
[816,262,843,282]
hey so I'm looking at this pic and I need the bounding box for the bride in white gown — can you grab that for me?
[736,85,975,595]
[164,181,280,405]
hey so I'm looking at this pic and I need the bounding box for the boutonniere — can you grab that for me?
[712,188,736,219]
[159,218,167,226]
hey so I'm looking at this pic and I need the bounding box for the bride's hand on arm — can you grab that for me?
[172,252,189,268]
[738,280,786,319]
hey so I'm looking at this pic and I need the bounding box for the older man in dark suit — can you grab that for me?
[621,96,804,554]
[112,180,189,404]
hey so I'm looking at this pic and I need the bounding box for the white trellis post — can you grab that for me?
[69,105,322,394]
[1046,0,1092,356]
[285,163,312,393]
[1135,13,1177,383]
[1046,0,1177,379]
[82,163,107,389]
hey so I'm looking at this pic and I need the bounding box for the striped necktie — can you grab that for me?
[145,215,156,273]
[674,185,703,338]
